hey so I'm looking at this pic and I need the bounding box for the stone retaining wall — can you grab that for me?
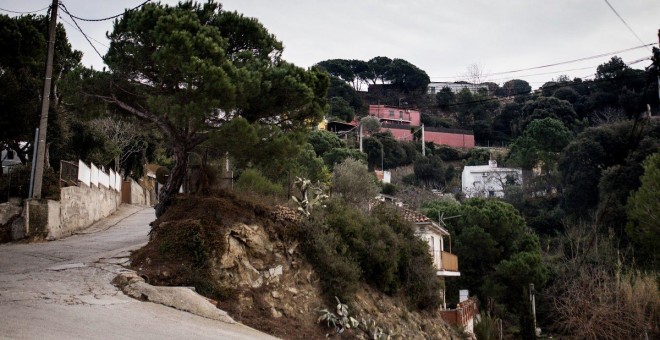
[57,184,121,238]
[24,183,121,240]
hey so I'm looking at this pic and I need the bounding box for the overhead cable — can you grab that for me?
[58,13,108,48]
[59,0,151,22]
[0,5,50,14]
[486,43,655,76]
[432,65,597,83]
[603,0,649,50]
[58,4,104,59]
[429,43,655,80]
[445,71,650,108]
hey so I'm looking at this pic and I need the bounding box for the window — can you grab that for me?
[428,87,436,94]
[399,111,403,119]
[389,110,394,117]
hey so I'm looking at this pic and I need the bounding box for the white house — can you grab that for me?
[374,195,459,278]
[462,160,522,198]
[427,82,489,95]
[373,195,477,332]
[400,207,460,278]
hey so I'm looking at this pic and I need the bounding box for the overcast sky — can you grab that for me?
[3,0,659,88]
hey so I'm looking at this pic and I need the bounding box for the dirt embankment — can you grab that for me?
[131,191,456,339]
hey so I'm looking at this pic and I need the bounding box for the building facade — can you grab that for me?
[461,160,522,198]
[368,105,421,126]
[427,82,489,95]
[368,105,475,149]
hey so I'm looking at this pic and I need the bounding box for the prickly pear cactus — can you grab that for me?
[292,177,328,216]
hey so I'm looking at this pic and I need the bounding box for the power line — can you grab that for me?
[57,13,108,48]
[487,43,655,76]
[578,57,651,81]
[429,43,655,80]
[431,55,653,86]
[602,0,649,50]
[0,5,50,14]
[60,0,151,22]
[432,65,597,83]
[58,4,103,60]
[499,57,651,83]
[444,71,650,109]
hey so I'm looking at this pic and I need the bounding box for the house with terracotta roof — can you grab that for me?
[399,207,460,278]
[376,195,477,334]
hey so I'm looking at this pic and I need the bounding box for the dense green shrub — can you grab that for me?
[332,158,378,209]
[301,206,362,303]
[373,204,443,310]
[307,130,345,157]
[322,148,366,170]
[302,199,442,310]
[401,174,419,186]
[434,146,464,162]
[381,183,397,196]
[235,168,284,196]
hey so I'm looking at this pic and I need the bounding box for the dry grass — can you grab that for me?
[550,268,658,339]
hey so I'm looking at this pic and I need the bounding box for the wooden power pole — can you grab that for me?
[656,29,660,104]
[31,0,59,199]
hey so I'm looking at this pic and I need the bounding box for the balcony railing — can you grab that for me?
[439,297,479,328]
[441,251,458,272]
[431,250,459,272]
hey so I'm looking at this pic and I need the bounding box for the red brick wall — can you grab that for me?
[381,127,475,149]
[425,131,475,148]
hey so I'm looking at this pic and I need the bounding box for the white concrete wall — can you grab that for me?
[414,225,446,270]
[129,179,148,206]
[21,160,125,240]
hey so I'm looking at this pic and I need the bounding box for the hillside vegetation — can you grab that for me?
[131,191,457,339]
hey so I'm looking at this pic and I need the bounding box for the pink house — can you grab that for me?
[368,105,421,126]
[368,105,475,149]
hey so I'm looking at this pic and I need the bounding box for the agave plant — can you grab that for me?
[317,297,359,334]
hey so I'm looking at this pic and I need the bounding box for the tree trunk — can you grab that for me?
[154,145,188,217]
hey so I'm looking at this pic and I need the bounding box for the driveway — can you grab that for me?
[0,205,277,339]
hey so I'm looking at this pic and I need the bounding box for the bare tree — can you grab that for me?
[88,117,147,172]
[590,107,627,126]
[463,63,487,85]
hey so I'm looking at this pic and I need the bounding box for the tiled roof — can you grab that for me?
[401,208,433,224]
[372,195,450,235]
[399,207,450,235]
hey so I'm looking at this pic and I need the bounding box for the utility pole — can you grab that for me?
[359,123,363,153]
[656,29,660,104]
[31,0,59,199]
[530,283,537,337]
[421,124,425,156]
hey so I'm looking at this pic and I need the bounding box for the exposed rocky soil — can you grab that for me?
[130,191,457,339]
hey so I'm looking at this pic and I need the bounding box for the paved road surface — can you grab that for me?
[0,205,277,340]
